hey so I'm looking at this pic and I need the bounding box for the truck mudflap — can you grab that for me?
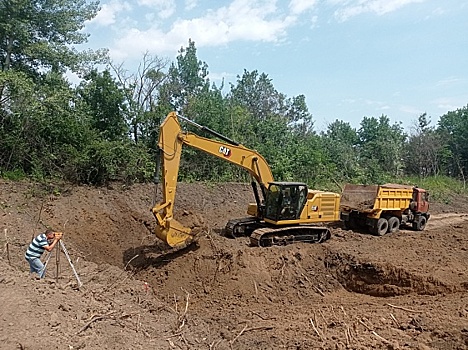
[249,225,331,247]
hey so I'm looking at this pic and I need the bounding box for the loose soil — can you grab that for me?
[1,180,468,350]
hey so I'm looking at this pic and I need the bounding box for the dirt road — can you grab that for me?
[0,181,467,349]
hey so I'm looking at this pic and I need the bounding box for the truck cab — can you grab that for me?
[412,188,430,214]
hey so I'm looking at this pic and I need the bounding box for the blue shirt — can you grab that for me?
[25,233,49,259]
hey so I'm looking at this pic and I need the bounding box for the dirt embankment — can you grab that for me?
[1,180,468,350]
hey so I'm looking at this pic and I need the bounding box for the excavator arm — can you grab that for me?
[151,112,274,247]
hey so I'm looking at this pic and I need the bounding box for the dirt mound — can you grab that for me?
[1,179,468,349]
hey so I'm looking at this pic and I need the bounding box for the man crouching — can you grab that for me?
[25,229,62,278]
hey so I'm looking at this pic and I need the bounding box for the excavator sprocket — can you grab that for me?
[250,226,331,247]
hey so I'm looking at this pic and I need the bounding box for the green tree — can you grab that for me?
[111,52,168,145]
[228,70,288,126]
[286,94,315,135]
[228,70,288,145]
[437,105,468,186]
[322,120,360,182]
[357,115,406,181]
[227,69,323,182]
[159,39,209,115]
[77,69,128,141]
[0,0,108,180]
[176,84,237,182]
[405,113,443,177]
[0,0,105,77]
[0,70,94,178]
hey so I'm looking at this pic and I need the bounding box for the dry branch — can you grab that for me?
[390,313,400,328]
[309,318,325,341]
[245,325,274,331]
[254,280,259,301]
[176,289,190,332]
[252,311,269,320]
[357,317,372,331]
[209,339,222,350]
[4,229,10,265]
[340,305,347,316]
[357,317,393,346]
[314,285,325,296]
[76,311,115,335]
[229,324,273,347]
[372,331,392,345]
[230,324,248,346]
[387,303,421,313]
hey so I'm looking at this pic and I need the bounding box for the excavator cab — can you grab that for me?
[264,182,308,222]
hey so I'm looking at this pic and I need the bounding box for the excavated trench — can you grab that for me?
[324,252,460,297]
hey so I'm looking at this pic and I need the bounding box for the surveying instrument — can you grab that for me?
[43,233,83,288]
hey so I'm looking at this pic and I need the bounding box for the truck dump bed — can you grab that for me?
[340,183,414,213]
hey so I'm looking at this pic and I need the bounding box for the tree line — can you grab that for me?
[1,1,467,190]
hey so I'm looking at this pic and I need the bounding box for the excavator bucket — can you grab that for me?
[154,218,195,248]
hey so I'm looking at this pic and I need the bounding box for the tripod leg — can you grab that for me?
[56,241,61,282]
[41,249,54,278]
[59,241,83,288]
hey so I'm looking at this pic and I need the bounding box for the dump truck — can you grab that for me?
[340,183,430,236]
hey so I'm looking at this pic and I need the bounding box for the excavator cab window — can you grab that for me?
[265,183,308,222]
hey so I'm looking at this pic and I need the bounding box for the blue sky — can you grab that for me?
[81,0,468,132]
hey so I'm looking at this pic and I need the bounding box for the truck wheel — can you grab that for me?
[372,218,388,236]
[412,216,427,231]
[387,217,400,233]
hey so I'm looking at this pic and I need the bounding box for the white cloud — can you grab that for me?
[400,105,423,115]
[106,0,430,61]
[137,0,175,19]
[89,0,131,26]
[332,0,426,22]
[365,99,381,105]
[289,0,319,15]
[436,77,462,87]
[433,97,466,112]
[111,0,297,59]
[184,0,197,11]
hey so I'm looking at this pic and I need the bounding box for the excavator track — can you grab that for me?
[249,225,331,247]
[224,217,262,238]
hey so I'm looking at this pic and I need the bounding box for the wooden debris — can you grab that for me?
[309,318,325,341]
[390,313,400,328]
[387,303,421,313]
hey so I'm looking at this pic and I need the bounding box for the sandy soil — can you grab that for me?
[0,180,467,350]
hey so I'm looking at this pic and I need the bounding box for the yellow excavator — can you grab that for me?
[151,112,341,248]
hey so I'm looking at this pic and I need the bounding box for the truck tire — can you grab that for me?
[412,216,427,231]
[387,216,400,233]
[371,218,388,236]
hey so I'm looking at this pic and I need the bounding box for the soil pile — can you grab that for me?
[1,180,468,349]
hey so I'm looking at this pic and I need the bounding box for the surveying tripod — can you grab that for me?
[43,239,83,288]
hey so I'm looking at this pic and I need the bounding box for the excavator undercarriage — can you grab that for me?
[224,218,332,247]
